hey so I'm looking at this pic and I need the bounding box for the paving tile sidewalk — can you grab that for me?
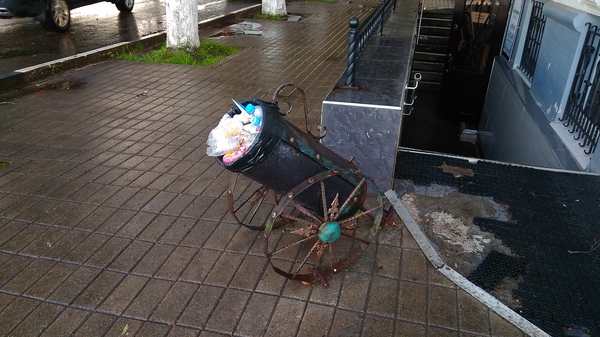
[0,1,526,336]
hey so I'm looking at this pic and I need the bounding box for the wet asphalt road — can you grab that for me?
[0,0,259,78]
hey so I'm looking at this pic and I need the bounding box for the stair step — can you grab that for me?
[414,51,446,63]
[416,43,447,54]
[414,8,451,91]
[416,81,442,92]
[419,26,451,37]
[412,70,443,83]
[418,34,449,45]
[412,60,445,72]
[422,9,454,20]
[421,17,452,27]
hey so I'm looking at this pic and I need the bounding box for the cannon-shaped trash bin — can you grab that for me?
[213,87,387,286]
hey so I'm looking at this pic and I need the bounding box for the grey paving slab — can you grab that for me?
[72,270,125,309]
[178,284,224,329]
[0,0,528,336]
[150,281,199,323]
[39,307,90,337]
[3,258,56,294]
[72,312,117,337]
[0,255,34,288]
[25,263,79,299]
[8,302,63,336]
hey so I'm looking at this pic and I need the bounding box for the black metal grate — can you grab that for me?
[395,150,600,336]
[561,23,600,155]
[467,245,527,291]
[517,0,546,81]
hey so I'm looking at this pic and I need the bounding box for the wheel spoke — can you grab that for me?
[238,187,268,222]
[328,244,335,272]
[316,242,327,262]
[320,181,327,220]
[334,177,367,221]
[339,204,382,226]
[269,234,316,256]
[292,241,320,279]
[340,232,372,245]
[233,186,268,213]
[327,194,340,221]
[227,173,279,230]
[291,203,323,223]
[280,212,320,230]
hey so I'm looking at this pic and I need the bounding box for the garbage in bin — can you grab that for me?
[206,99,264,162]
[210,96,365,211]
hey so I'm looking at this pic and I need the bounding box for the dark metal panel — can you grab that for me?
[321,102,402,191]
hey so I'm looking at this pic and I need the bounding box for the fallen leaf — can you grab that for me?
[437,162,475,178]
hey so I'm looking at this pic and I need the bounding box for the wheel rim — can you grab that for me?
[264,169,383,287]
[50,0,69,28]
[125,0,134,8]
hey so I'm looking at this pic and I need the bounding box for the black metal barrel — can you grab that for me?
[216,99,365,215]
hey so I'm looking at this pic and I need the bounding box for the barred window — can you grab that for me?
[561,23,600,155]
[518,0,546,81]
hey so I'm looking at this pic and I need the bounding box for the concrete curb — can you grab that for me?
[0,4,261,93]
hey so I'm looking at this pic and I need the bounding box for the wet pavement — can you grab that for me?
[0,0,260,78]
[0,1,531,336]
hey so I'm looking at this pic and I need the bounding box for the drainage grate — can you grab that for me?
[467,248,526,291]
[395,149,600,336]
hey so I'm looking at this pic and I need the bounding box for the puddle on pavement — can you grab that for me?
[209,14,310,37]
[32,80,86,93]
[1,80,86,102]
[399,187,523,309]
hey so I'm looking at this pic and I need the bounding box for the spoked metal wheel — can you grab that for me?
[227,173,283,230]
[264,169,383,287]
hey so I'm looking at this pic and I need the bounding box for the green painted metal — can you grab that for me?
[319,221,341,243]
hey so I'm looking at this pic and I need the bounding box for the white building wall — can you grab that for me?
[480,0,600,172]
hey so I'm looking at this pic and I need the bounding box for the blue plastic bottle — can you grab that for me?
[244,103,263,119]
[243,117,261,134]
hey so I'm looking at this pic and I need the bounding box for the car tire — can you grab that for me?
[115,0,134,12]
[43,0,70,32]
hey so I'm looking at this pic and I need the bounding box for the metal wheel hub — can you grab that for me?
[318,221,341,243]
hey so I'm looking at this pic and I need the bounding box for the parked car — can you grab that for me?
[0,0,134,32]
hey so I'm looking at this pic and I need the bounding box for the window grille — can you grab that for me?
[561,23,600,155]
[518,0,546,81]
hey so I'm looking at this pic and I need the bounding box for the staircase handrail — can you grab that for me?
[417,0,424,42]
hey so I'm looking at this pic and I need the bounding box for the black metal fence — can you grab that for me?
[340,0,396,88]
[561,23,600,155]
[518,0,546,81]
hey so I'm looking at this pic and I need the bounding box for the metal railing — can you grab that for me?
[518,0,546,81]
[340,0,397,88]
[561,23,600,155]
